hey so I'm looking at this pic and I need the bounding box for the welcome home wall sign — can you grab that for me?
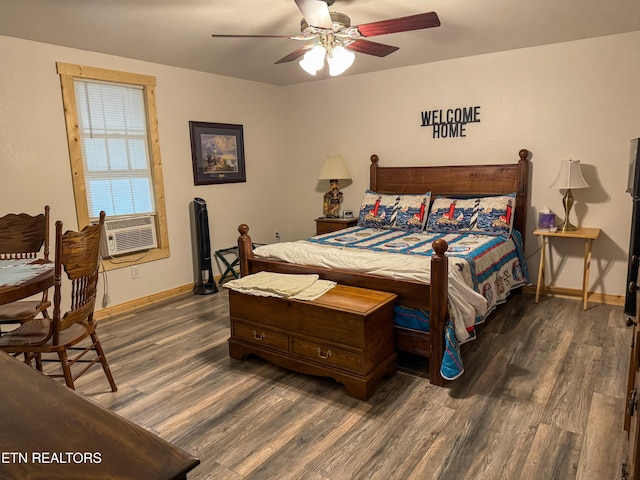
[420,106,481,139]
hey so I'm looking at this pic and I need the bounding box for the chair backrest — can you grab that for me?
[0,206,50,260]
[52,211,105,341]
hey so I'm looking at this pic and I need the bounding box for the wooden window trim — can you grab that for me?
[57,62,169,270]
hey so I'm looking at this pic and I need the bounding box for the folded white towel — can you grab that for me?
[290,279,336,301]
[224,271,336,301]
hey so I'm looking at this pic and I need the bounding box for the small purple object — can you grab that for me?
[539,213,555,229]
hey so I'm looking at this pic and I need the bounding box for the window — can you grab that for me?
[57,63,169,269]
[75,80,155,220]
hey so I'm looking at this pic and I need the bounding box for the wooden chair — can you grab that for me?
[0,206,51,333]
[0,212,117,392]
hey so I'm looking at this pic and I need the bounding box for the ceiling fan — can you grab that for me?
[211,0,440,76]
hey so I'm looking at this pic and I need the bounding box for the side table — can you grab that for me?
[315,217,358,235]
[533,227,600,310]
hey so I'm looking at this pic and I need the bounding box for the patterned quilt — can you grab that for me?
[305,226,530,380]
[253,226,530,380]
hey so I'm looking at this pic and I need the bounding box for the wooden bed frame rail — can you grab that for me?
[236,149,530,386]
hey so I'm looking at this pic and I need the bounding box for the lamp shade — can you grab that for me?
[318,153,351,180]
[299,43,355,77]
[299,45,326,75]
[549,159,589,190]
[328,46,355,76]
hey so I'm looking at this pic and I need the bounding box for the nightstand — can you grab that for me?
[315,217,358,235]
[533,227,600,310]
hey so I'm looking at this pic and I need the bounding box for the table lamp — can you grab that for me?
[318,153,351,218]
[549,159,589,232]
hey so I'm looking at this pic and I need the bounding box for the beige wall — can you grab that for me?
[1,31,639,308]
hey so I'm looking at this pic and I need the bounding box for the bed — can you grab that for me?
[236,148,531,386]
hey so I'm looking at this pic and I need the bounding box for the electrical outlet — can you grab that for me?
[275,232,280,242]
[131,266,139,279]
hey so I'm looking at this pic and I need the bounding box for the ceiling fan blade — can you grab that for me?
[294,0,333,29]
[345,39,399,57]
[275,44,313,64]
[356,12,440,37]
[212,34,295,39]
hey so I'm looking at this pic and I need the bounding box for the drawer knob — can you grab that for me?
[316,347,332,359]
[252,330,266,340]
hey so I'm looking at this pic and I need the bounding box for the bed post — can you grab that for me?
[370,154,379,191]
[515,149,530,249]
[430,239,448,386]
[237,224,254,277]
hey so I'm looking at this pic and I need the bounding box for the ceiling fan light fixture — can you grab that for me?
[213,4,441,79]
[327,45,355,76]
[299,44,326,75]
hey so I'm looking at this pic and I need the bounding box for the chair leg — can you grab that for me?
[34,353,43,371]
[57,349,75,390]
[92,332,117,392]
[22,352,33,367]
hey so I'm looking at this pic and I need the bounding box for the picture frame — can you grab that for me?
[189,121,246,185]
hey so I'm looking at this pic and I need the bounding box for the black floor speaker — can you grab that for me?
[191,197,218,295]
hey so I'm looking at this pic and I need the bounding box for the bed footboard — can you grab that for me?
[236,224,449,386]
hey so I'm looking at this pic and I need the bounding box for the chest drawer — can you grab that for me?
[229,288,392,348]
[232,321,289,352]
[292,337,361,373]
[228,284,397,400]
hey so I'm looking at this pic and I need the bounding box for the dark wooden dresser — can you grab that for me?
[625,267,640,479]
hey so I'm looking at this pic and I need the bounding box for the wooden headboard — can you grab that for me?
[370,148,530,247]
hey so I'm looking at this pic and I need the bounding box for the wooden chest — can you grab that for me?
[228,284,397,400]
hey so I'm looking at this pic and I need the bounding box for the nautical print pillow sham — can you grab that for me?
[357,190,399,229]
[426,193,516,237]
[393,193,431,232]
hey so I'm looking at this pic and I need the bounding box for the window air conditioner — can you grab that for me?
[101,215,157,257]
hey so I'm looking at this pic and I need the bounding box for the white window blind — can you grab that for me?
[74,79,156,221]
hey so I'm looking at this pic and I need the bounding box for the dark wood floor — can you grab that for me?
[67,290,628,479]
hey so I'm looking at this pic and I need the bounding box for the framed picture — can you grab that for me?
[189,121,246,185]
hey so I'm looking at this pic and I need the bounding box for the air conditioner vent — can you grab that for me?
[101,215,157,257]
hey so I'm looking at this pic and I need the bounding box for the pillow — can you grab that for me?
[393,193,431,232]
[357,190,399,229]
[472,193,516,236]
[426,196,474,233]
[426,193,516,237]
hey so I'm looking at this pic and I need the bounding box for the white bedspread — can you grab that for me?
[256,241,433,282]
